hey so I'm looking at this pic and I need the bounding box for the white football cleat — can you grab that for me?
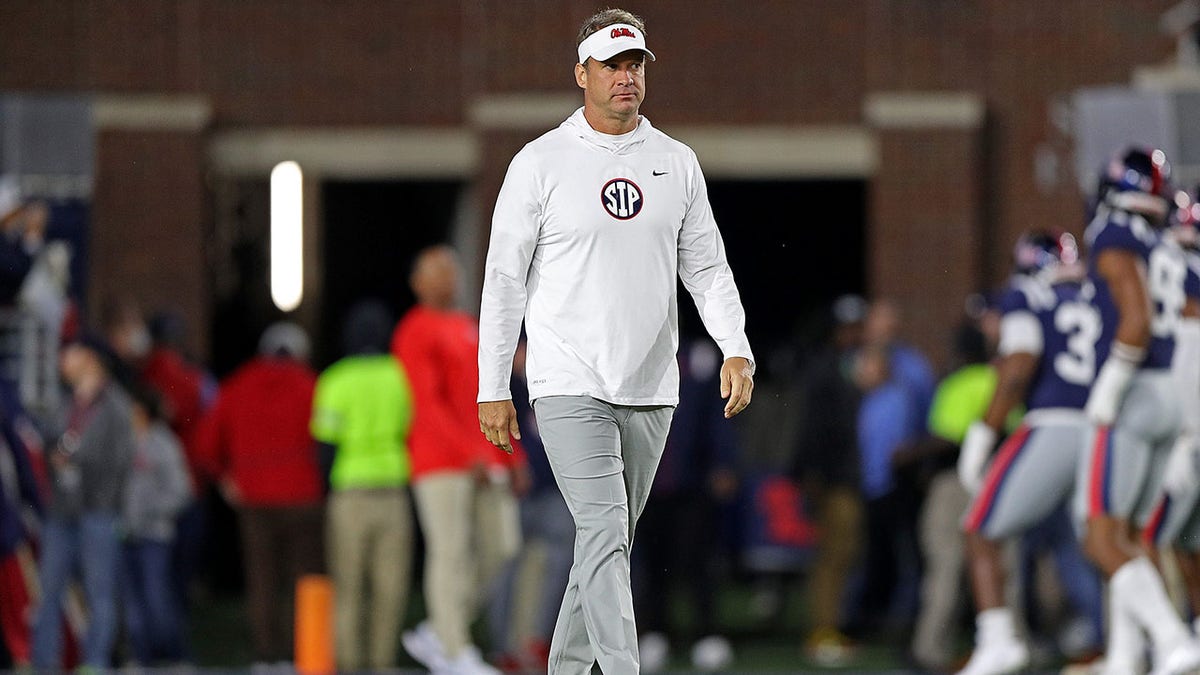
[1150,637,1200,675]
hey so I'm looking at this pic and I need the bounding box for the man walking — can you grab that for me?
[477,9,755,673]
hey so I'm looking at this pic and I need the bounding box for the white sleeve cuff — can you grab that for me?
[1085,342,1141,425]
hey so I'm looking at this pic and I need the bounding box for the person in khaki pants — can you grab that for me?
[393,247,528,675]
[311,301,415,672]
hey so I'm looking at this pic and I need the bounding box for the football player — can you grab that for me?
[1141,186,1200,635]
[955,230,1098,675]
[1076,148,1200,675]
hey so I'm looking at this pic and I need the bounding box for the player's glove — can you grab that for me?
[1085,342,1144,426]
[958,421,997,495]
[1163,435,1200,498]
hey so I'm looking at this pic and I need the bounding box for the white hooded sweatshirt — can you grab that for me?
[478,108,753,406]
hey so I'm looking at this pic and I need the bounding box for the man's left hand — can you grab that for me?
[720,356,754,418]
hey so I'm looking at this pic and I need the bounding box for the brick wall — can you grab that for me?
[869,126,986,360]
[0,0,1181,365]
[91,129,207,354]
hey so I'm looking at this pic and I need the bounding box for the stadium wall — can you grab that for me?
[0,0,1180,366]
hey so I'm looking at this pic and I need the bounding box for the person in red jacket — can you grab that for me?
[193,322,323,666]
[393,246,527,675]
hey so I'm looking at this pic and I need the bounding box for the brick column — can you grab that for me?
[865,92,987,370]
[91,95,211,357]
[468,93,579,307]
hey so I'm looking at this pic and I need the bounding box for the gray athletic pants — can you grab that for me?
[1073,370,1180,526]
[533,395,674,675]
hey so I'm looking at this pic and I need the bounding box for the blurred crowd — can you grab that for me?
[710,291,1106,674]
[0,179,1146,675]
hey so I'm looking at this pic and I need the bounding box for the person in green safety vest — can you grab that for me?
[311,300,415,672]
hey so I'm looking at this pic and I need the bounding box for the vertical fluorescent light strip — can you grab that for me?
[270,161,304,312]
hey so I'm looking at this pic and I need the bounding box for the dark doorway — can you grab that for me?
[209,179,281,379]
[319,180,464,367]
[694,180,866,355]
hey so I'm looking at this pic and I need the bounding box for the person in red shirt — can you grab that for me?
[141,312,210,458]
[393,246,527,675]
[193,322,323,666]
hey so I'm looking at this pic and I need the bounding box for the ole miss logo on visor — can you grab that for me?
[611,27,636,39]
[601,178,643,219]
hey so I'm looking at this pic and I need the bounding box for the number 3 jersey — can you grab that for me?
[998,276,1100,411]
[1084,204,1200,372]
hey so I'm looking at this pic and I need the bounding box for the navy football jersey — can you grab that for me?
[999,276,1099,410]
[1085,204,1178,370]
[1154,235,1200,328]
[1186,247,1200,302]
[1141,231,1200,367]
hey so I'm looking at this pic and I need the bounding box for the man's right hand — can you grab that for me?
[479,400,521,454]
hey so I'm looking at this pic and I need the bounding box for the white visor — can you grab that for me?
[578,23,656,64]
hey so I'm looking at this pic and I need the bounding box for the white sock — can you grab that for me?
[977,607,1018,646]
[1106,584,1146,670]
[1112,557,1189,652]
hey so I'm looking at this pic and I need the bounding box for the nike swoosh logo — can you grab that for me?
[652,170,669,176]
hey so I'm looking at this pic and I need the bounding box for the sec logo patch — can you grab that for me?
[601,178,643,220]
